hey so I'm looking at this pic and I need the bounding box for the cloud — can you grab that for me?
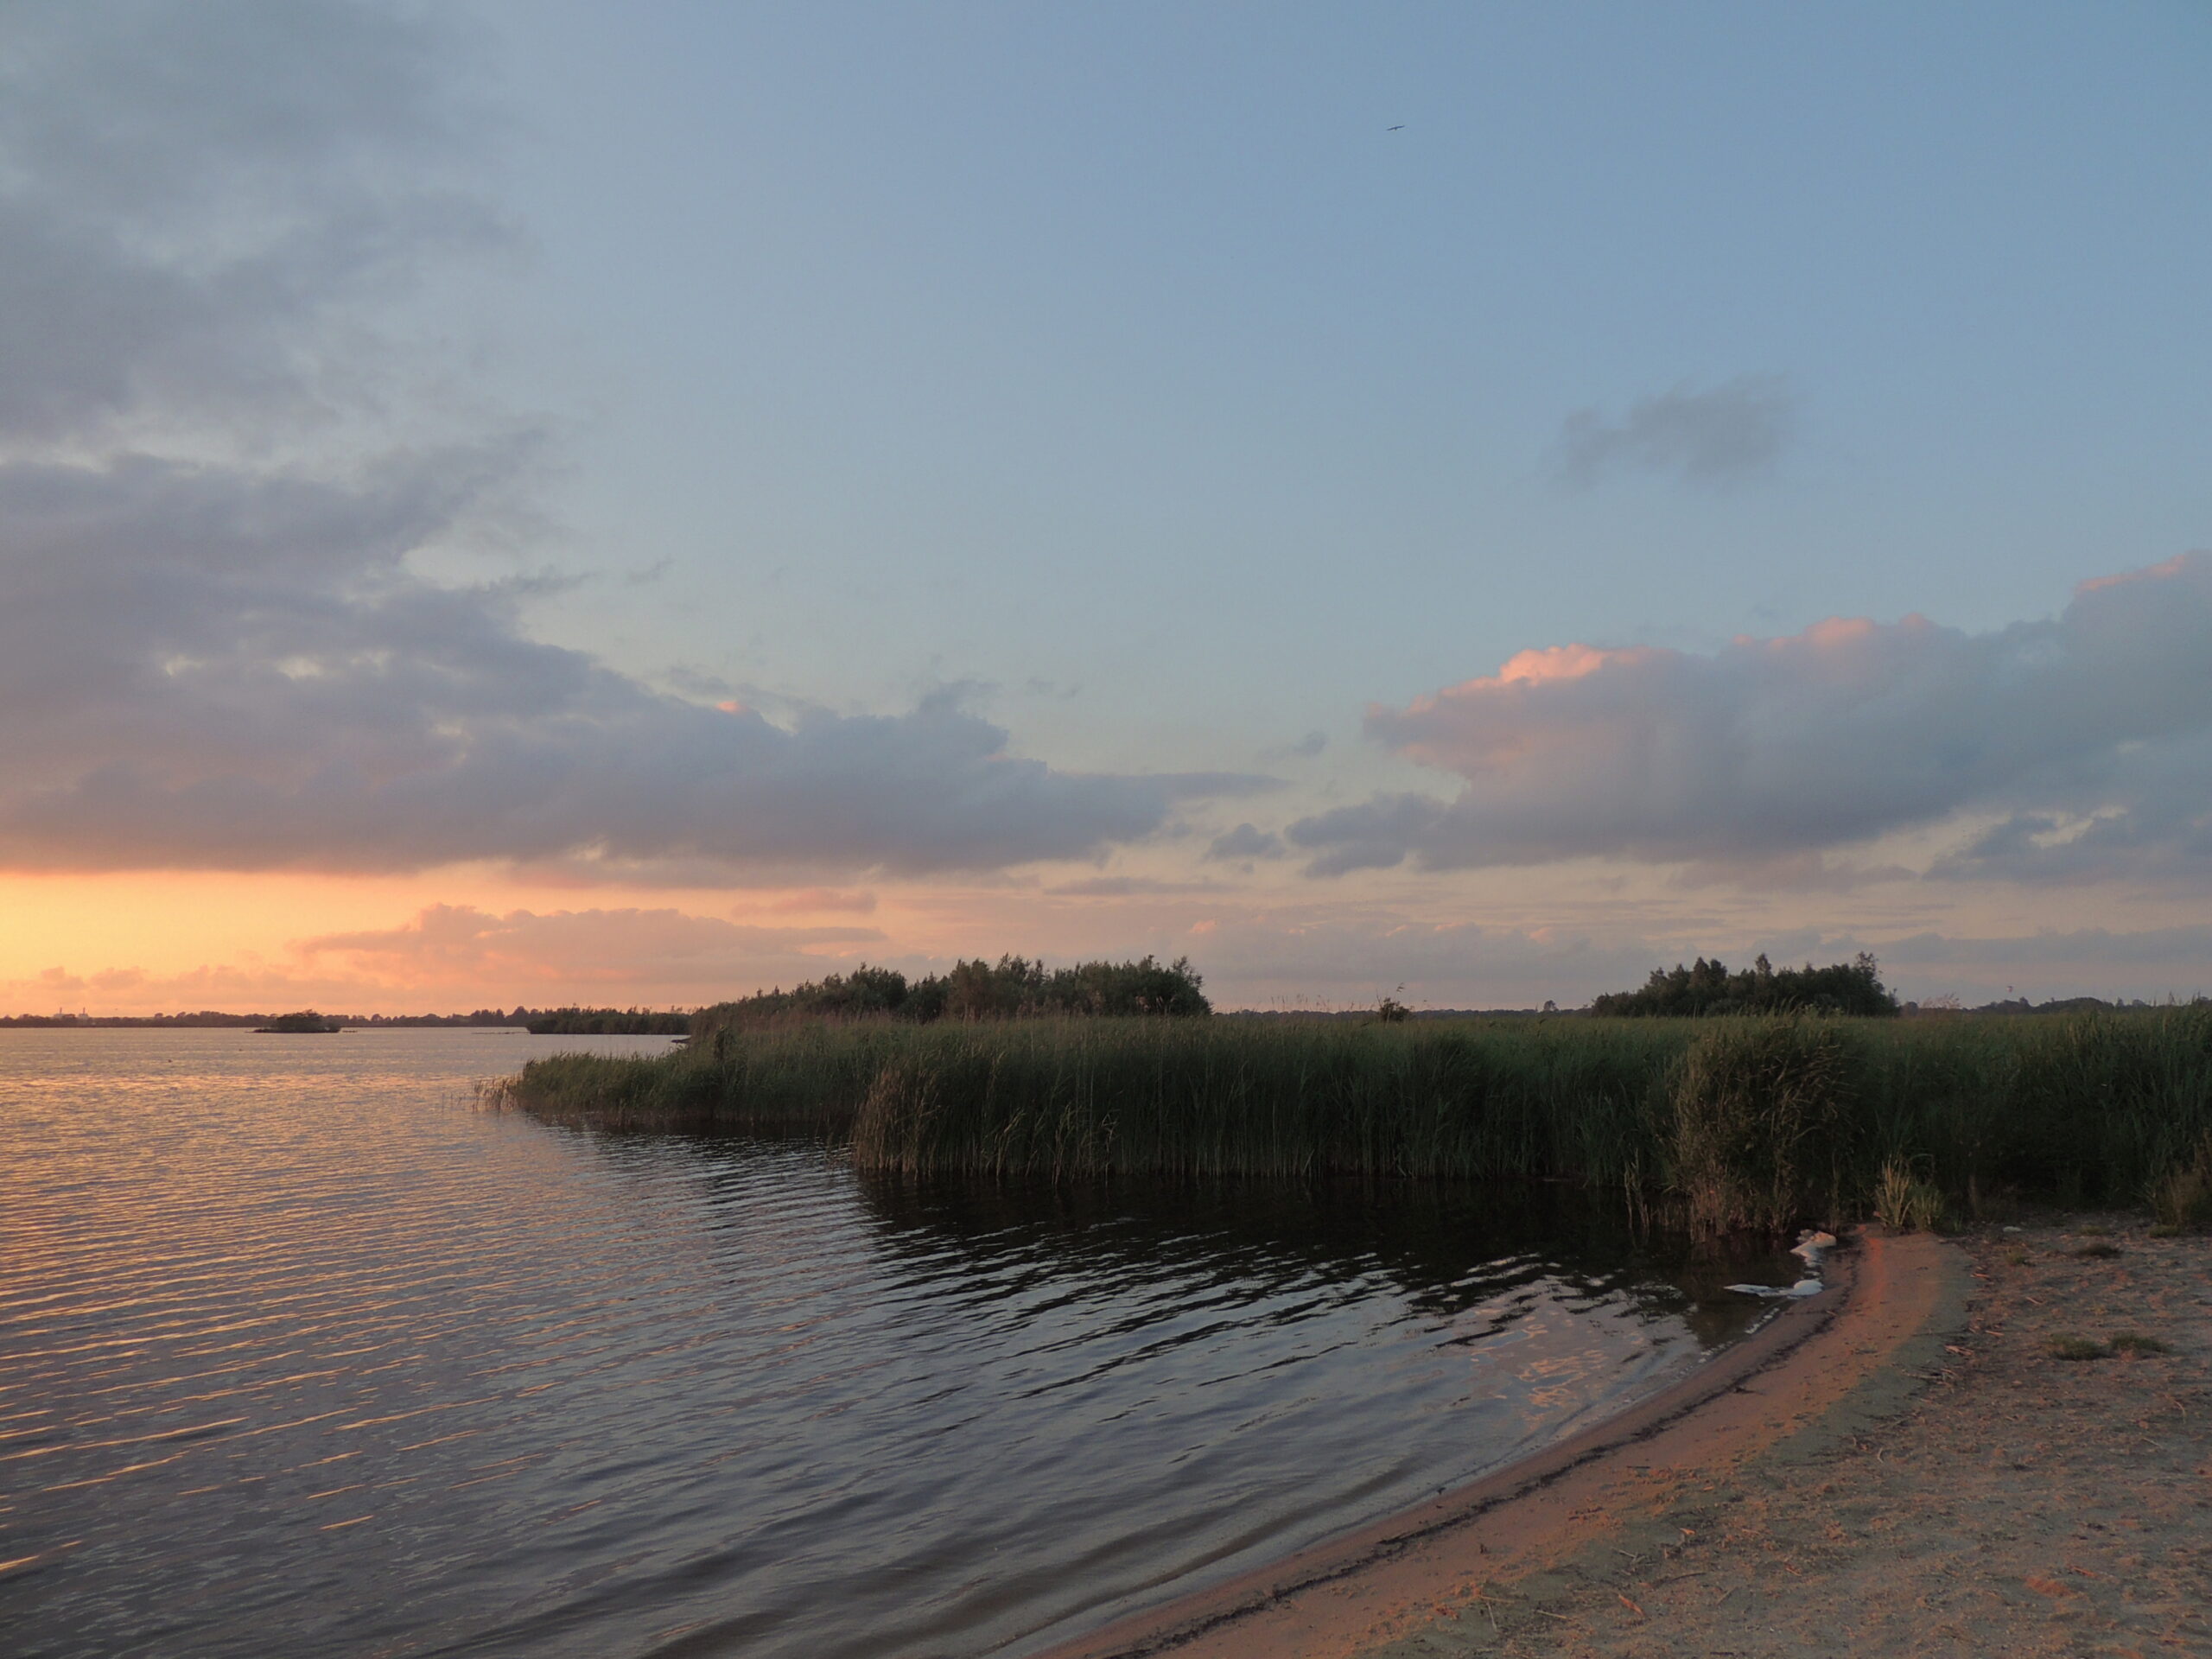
[759,888,878,914]
[0,0,499,448]
[301,902,879,986]
[0,462,1247,871]
[1864,924,2212,1003]
[1260,731,1328,761]
[1554,376,1794,488]
[0,459,1258,875]
[0,4,1255,880]
[1179,914,1662,1009]
[1044,874,1224,897]
[1205,823,1286,861]
[1666,851,1916,893]
[1879,925,2212,969]
[1290,554,2212,879]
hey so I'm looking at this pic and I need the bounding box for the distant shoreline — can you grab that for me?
[3,993,2179,1031]
[0,1014,537,1028]
[0,1010,683,1030]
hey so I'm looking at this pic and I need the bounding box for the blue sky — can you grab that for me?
[486,1,2212,747]
[3,1,2210,1011]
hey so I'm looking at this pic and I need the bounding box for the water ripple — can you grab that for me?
[0,1028,1784,1657]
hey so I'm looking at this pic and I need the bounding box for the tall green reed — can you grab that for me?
[502,1006,2212,1233]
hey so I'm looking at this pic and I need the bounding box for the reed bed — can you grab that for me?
[501,1007,2212,1232]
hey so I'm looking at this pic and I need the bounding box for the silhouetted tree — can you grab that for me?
[1592,952,1897,1018]
[692,955,1211,1035]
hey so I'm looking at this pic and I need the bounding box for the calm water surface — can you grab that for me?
[1,1029,1793,1657]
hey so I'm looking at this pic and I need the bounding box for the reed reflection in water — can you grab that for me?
[0,1030,1789,1658]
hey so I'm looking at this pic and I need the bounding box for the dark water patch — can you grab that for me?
[2,1031,1792,1658]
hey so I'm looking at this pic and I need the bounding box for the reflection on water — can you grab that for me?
[0,1030,1792,1658]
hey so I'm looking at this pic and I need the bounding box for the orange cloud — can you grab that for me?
[1488,643,1650,687]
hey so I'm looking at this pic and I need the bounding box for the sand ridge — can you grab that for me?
[1363,1221,2212,1657]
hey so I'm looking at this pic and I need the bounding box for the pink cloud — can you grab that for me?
[1296,554,2212,878]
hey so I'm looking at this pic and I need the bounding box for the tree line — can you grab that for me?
[692,955,1211,1035]
[1591,953,1898,1018]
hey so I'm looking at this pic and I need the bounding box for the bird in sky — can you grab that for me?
[1387,124,1404,130]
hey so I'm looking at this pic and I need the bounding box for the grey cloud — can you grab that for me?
[1260,731,1327,761]
[1291,555,2212,879]
[0,1,499,446]
[1929,734,2212,883]
[1879,925,2212,969]
[1045,875,1225,897]
[1187,915,1661,1010]
[0,4,1247,879]
[1288,795,1452,878]
[1870,923,2212,1002]
[0,457,1241,874]
[1205,823,1286,861]
[662,666,744,702]
[1668,851,1917,893]
[0,1,478,213]
[1555,376,1794,488]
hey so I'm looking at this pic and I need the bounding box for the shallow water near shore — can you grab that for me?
[1,1028,1796,1658]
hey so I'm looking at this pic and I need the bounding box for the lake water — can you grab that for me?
[1,1028,1791,1657]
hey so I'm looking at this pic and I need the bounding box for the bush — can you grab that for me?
[257,1009,339,1033]
[1669,1019,1856,1236]
[1873,1155,1947,1233]
[2149,1134,2212,1233]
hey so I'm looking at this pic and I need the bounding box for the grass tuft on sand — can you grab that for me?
[2046,1335,2111,1361]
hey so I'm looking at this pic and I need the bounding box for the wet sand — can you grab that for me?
[1043,1221,2212,1658]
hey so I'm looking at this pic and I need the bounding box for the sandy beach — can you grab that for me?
[1046,1221,2212,1659]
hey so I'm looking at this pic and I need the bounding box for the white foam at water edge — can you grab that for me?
[1791,1230,1839,1268]
[1726,1229,1839,1299]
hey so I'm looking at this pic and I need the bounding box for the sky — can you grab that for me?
[4,0,2211,1014]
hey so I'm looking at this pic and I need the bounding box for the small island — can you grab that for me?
[254,1010,342,1033]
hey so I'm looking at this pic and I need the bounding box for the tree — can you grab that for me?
[1591,953,1897,1018]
